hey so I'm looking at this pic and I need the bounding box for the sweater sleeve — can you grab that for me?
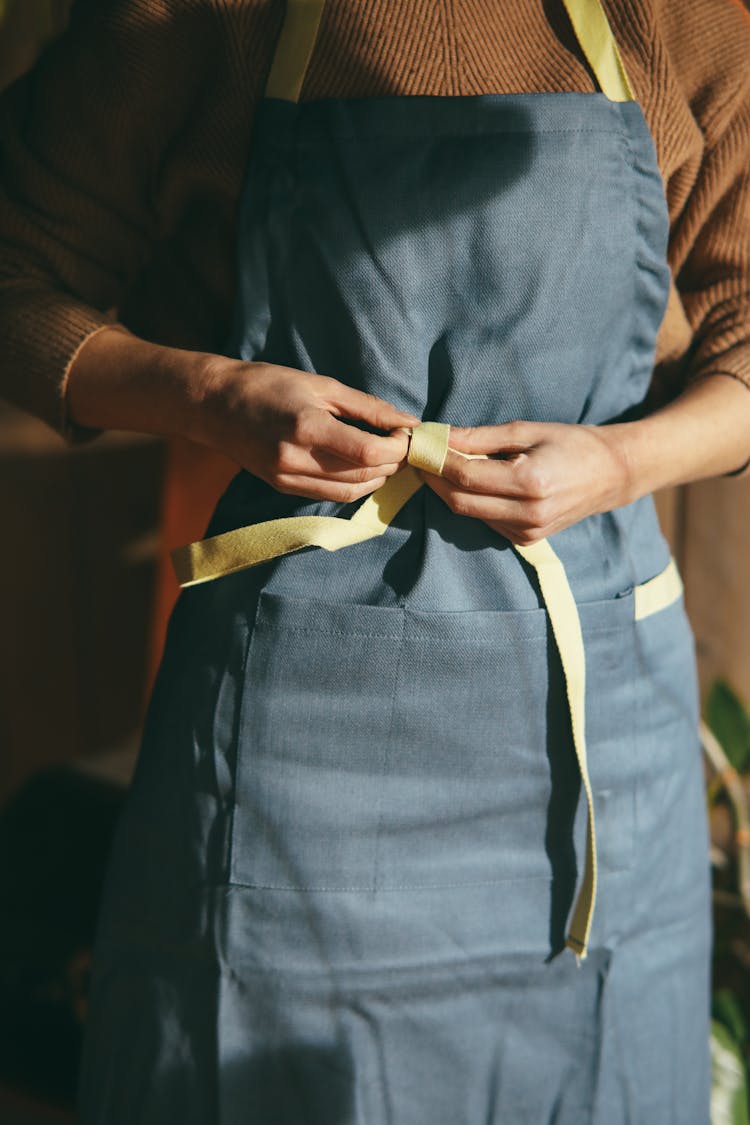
[651,0,750,392]
[0,2,152,442]
[0,0,242,445]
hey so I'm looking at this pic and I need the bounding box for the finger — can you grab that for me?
[438,447,534,498]
[274,473,388,503]
[278,443,403,481]
[475,520,549,547]
[418,470,552,528]
[323,381,421,431]
[315,412,413,467]
[447,421,543,454]
[418,478,549,546]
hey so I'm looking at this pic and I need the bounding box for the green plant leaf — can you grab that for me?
[714,990,749,1049]
[712,1020,750,1125]
[707,680,750,775]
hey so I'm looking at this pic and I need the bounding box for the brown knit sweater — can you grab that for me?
[0,0,749,446]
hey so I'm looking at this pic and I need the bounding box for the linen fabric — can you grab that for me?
[76,11,712,1121]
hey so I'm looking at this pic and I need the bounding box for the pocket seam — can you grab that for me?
[227,593,264,887]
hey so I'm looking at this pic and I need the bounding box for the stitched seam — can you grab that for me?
[255,627,404,640]
[291,125,630,145]
[227,596,263,885]
[256,629,561,643]
[620,126,643,419]
[218,873,555,892]
[372,612,406,893]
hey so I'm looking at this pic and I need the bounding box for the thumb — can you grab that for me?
[327,383,421,429]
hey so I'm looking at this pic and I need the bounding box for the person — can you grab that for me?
[1,0,750,1120]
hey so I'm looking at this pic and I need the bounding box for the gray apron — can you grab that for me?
[77,2,713,1121]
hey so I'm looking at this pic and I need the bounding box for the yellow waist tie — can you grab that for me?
[171,422,681,962]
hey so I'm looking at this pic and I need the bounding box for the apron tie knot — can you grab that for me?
[404,421,451,476]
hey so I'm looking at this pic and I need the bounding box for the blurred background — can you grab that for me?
[2,3,750,1124]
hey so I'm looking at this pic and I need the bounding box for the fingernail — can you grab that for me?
[400,414,421,425]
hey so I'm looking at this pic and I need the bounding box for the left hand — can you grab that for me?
[414,420,633,545]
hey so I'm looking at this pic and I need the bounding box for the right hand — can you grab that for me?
[194,357,421,503]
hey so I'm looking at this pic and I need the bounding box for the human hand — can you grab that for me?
[415,420,633,544]
[194,358,420,502]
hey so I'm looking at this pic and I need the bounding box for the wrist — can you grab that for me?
[64,323,218,442]
[173,347,228,447]
[597,422,646,508]
[183,352,259,452]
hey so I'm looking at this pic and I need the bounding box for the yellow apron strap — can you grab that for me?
[634,556,683,620]
[263,0,634,106]
[171,426,492,588]
[561,0,635,102]
[407,424,597,961]
[171,465,422,587]
[264,0,326,103]
[513,537,596,961]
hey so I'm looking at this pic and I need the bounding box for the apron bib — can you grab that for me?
[78,3,713,1121]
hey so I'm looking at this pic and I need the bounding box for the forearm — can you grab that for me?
[63,324,213,443]
[62,324,419,504]
[612,373,750,502]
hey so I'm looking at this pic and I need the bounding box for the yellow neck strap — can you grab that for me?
[264,0,634,104]
[264,0,327,103]
[561,0,634,102]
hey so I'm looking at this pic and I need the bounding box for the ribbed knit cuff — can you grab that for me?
[0,289,110,445]
[60,322,117,445]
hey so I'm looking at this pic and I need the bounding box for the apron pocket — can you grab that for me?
[229,587,637,892]
[229,590,406,891]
